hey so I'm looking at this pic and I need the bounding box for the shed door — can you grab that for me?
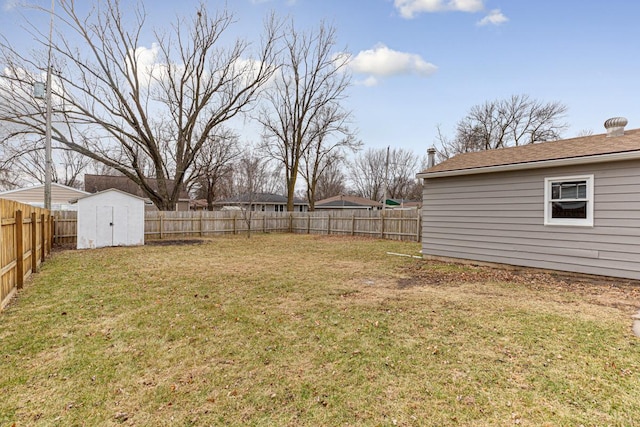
[112,206,129,246]
[95,206,114,248]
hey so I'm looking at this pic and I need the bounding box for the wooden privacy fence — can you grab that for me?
[54,209,421,245]
[1,199,53,311]
[53,210,78,246]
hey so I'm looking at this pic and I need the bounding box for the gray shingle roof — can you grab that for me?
[315,195,382,208]
[216,193,308,205]
[420,128,640,176]
[84,174,190,200]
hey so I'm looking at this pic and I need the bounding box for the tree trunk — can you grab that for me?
[286,176,296,212]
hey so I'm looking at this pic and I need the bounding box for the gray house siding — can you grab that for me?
[421,159,640,280]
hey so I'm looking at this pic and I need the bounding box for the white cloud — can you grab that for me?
[127,43,277,91]
[134,44,160,68]
[348,44,437,84]
[395,0,484,18]
[355,76,380,87]
[127,43,166,87]
[477,9,508,26]
[3,0,20,11]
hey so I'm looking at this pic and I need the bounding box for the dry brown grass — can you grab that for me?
[1,234,639,426]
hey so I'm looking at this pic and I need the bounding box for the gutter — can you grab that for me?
[416,150,640,179]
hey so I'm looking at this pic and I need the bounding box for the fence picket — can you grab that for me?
[0,201,52,310]
[15,210,23,290]
[53,209,422,246]
[31,212,37,274]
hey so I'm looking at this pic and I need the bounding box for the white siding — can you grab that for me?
[421,159,640,280]
[77,190,145,249]
[0,184,88,209]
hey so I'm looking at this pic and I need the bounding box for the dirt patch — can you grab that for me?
[401,260,640,310]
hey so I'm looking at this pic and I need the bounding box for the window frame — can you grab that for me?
[544,174,594,227]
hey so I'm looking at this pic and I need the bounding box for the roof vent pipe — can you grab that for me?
[427,147,436,168]
[604,117,628,137]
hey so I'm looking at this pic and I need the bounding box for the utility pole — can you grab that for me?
[44,0,55,210]
[382,145,389,211]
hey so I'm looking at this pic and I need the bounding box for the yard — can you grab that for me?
[1,234,640,426]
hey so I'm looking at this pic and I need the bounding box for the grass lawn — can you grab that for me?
[1,234,640,426]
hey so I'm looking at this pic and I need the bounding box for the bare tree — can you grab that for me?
[0,148,23,190]
[438,94,568,159]
[84,157,120,177]
[312,158,348,202]
[231,152,283,198]
[258,20,352,211]
[386,149,421,200]
[576,128,594,137]
[300,109,361,210]
[258,164,285,196]
[232,151,280,238]
[186,129,240,210]
[6,136,90,188]
[349,147,421,202]
[404,154,428,201]
[0,2,280,210]
[349,148,386,201]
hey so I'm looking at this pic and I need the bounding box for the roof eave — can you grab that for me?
[416,150,640,179]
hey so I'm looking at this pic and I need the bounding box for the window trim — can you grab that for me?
[544,174,594,227]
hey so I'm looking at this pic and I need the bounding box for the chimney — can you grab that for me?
[604,117,628,137]
[427,147,436,168]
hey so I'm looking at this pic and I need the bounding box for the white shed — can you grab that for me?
[76,189,145,249]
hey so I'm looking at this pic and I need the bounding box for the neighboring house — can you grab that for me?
[189,199,209,211]
[76,189,145,249]
[385,199,421,210]
[417,117,640,280]
[213,193,309,212]
[314,195,382,211]
[84,174,190,211]
[0,183,89,210]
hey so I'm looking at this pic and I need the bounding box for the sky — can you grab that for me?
[1,0,640,157]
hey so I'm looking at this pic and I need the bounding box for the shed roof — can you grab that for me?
[418,128,640,178]
[72,188,150,203]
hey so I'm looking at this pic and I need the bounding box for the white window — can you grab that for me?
[544,175,594,226]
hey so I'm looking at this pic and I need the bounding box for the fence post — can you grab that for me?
[52,212,56,246]
[44,215,49,254]
[40,214,45,260]
[36,210,423,244]
[351,213,355,236]
[48,215,54,255]
[0,213,3,275]
[16,210,24,289]
[31,212,37,273]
